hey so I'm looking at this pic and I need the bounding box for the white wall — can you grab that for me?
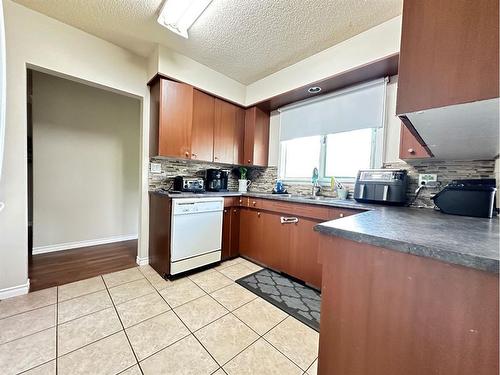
[0,0,150,298]
[31,71,140,252]
[152,45,247,105]
[245,16,402,106]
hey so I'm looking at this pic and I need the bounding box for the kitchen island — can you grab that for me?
[314,205,499,375]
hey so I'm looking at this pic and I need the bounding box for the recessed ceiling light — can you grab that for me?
[308,86,322,94]
[157,0,213,39]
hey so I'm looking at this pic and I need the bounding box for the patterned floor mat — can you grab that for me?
[236,268,320,331]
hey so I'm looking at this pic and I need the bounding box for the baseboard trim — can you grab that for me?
[32,235,138,255]
[0,279,30,300]
[136,256,149,266]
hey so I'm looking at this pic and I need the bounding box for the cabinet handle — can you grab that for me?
[224,209,228,213]
[339,213,344,218]
[185,151,189,157]
[252,201,256,206]
[233,209,237,213]
[214,156,219,160]
[280,216,299,224]
[247,160,251,163]
[191,153,197,158]
[257,212,261,217]
[408,148,415,154]
[239,199,242,204]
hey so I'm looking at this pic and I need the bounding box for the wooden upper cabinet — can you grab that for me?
[150,77,263,165]
[214,98,245,165]
[234,107,245,165]
[399,123,431,159]
[396,0,499,115]
[244,107,270,167]
[191,89,215,162]
[158,80,193,159]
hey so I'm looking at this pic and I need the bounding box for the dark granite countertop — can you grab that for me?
[149,189,499,273]
[314,206,499,274]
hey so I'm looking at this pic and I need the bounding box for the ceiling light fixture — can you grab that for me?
[157,0,213,39]
[308,86,322,94]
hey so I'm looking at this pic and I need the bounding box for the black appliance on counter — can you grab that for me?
[173,176,205,193]
[431,179,497,218]
[206,169,229,192]
[354,169,409,205]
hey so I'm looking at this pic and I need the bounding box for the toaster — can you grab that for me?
[173,176,205,193]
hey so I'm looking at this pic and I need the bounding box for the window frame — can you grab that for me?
[278,128,383,185]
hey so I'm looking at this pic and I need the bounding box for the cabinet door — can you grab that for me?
[191,89,214,162]
[234,107,245,165]
[239,209,263,261]
[288,217,322,289]
[158,80,193,158]
[399,124,431,159]
[230,207,240,258]
[244,107,270,166]
[221,208,231,261]
[260,211,290,271]
[396,0,499,114]
[214,99,236,164]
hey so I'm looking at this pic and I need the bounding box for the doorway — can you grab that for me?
[27,69,141,291]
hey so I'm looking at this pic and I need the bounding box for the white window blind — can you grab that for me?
[278,78,387,141]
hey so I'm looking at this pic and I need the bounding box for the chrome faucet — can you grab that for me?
[312,180,321,197]
[311,167,321,197]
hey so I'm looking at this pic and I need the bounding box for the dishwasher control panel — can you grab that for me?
[172,197,224,215]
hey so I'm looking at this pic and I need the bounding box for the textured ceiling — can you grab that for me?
[13,0,403,84]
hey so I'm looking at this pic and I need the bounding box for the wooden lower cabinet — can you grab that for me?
[288,217,322,288]
[222,207,240,260]
[239,206,330,289]
[317,235,499,375]
[239,208,263,261]
[259,211,290,271]
[148,193,171,277]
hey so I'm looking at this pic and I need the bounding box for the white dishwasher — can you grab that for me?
[170,197,224,275]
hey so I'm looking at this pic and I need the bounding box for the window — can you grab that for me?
[324,128,374,179]
[279,128,380,182]
[277,78,387,182]
[281,136,321,179]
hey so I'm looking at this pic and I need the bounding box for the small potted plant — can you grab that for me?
[238,167,251,192]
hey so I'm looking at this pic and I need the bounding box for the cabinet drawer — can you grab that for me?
[242,197,365,221]
[224,197,240,208]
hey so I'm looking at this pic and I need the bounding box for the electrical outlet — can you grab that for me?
[418,173,438,186]
[150,162,162,174]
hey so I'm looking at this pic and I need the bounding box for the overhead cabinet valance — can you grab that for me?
[279,78,387,141]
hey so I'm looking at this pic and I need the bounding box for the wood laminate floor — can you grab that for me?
[28,240,137,291]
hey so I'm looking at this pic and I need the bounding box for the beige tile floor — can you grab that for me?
[0,257,319,375]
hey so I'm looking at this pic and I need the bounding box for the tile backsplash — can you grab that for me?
[384,159,496,208]
[149,157,496,209]
[149,157,240,191]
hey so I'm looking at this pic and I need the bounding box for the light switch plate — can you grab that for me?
[150,162,162,174]
[418,173,438,186]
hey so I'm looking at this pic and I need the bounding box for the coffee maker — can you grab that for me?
[206,169,229,192]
